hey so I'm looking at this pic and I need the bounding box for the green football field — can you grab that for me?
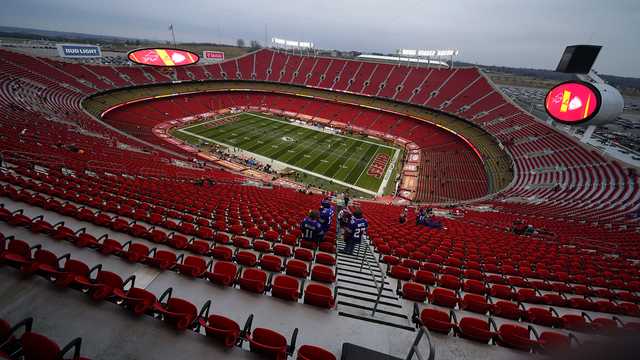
[174,112,401,195]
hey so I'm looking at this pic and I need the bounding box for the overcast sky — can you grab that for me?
[1,0,639,77]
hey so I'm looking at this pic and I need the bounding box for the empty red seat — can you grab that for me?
[154,295,198,331]
[402,282,428,302]
[541,293,568,307]
[273,244,292,257]
[123,242,150,263]
[20,249,59,277]
[188,239,211,255]
[381,255,400,265]
[239,268,268,293]
[294,248,313,261]
[207,261,237,286]
[196,226,214,240]
[20,331,91,360]
[253,240,271,253]
[247,327,289,360]
[418,308,455,334]
[211,246,233,261]
[233,236,251,249]
[260,254,283,272]
[463,279,487,295]
[271,275,300,301]
[116,287,158,316]
[389,265,412,281]
[489,284,514,300]
[167,234,189,249]
[297,345,336,360]
[491,301,523,320]
[311,265,335,283]
[561,314,589,332]
[537,331,571,349]
[264,230,279,242]
[460,294,492,314]
[590,317,619,332]
[1,238,36,267]
[286,259,309,278]
[214,233,231,244]
[304,284,335,308]
[87,270,131,301]
[315,253,336,266]
[402,258,420,269]
[146,249,177,270]
[236,251,258,267]
[175,256,207,277]
[458,317,493,343]
[496,324,536,351]
[515,288,542,303]
[438,274,461,291]
[524,307,561,327]
[429,288,459,308]
[53,259,92,288]
[414,270,436,285]
[201,314,242,347]
[246,227,261,238]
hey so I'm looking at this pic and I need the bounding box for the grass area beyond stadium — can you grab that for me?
[173,112,401,195]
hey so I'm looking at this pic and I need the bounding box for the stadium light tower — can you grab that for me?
[271,37,315,56]
[397,48,459,68]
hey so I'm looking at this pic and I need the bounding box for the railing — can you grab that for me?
[357,237,386,316]
[405,326,435,360]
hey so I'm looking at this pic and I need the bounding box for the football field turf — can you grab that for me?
[175,112,401,195]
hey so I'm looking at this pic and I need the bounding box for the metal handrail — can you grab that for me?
[405,326,435,360]
[355,237,385,316]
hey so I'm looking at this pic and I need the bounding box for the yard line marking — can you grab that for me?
[249,112,397,150]
[178,127,377,195]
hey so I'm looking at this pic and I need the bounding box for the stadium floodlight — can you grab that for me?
[271,36,315,54]
[436,49,459,56]
[298,41,314,49]
[417,50,436,57]
[398,49,417,56]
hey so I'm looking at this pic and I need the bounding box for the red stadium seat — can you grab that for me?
[239,268,268,293]
[458,317,494,343]
[271,275,301,301]
[304,284,335,308]
[297,345,336,360]
[207,261,238,286]
[418,308,455,334]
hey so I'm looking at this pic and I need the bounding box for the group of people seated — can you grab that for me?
[412,207,443,229]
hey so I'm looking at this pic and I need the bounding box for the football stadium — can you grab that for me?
[0,1,639,360]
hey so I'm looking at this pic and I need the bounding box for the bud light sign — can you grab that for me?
[57,43,102,58]
[203,51,224,61]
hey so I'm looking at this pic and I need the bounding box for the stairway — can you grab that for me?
[334,234,415,331]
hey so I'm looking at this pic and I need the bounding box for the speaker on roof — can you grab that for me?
[555,45,602,74]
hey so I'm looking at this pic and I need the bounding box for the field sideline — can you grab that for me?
[174,112,401,195]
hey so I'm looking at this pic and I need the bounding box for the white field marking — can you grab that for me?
[178,113,244,132]
[248,112,398,150]
[177,127,378,195]
[353,146,383,190]
[377,147,401,195]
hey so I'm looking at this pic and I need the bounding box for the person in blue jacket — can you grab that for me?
[318,199,335,242]
[300,210,323,243]
[343,208,368,255]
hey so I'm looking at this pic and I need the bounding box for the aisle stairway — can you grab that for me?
[334,229,415,331]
